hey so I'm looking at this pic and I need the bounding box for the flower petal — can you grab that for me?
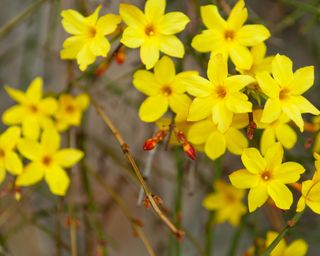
[173,71,199,93]
[261,99,282,124]
[200,5,226,30]
[204,131,226,160]
[60,36,87,59]
[90,36,110,57]
[227,0,248,30]
[4,86,26,103]
[5,151,23,175]
[0,126,21,150]
[45,165,70,196]
[272,54,293,85]
[139,95,168,122]
[187,120,215,145]
[241,147,266,174]
[225,75,255,92]
[186,76,212,97]
[0,166,5,184]
[26,77,42,102]
[212,102,233,132]
[55,149,84,168]
[256,71,280,98]
[289,66,314,95]
[22,117,40,140]
[307,201,320,214]
[294,96,319,115]
[141,39,160,69]
[158,12,190,35]
[18,139,42,161]
[282,103,304,132]
[145,0,165,21]
[119,3,146,28]
[187,97,214,121]
[16,162,45,186]
[61,9,86,34]
[285,240,308,256]
[159,35,184,58]
[168,94,191,121]
[39,97,58,115]
[229,169,260,189]
[248,183,268,212]
[225,92,252,113]
[203,194,223,210]
[41,129,60,154]
[274,162,305,184]
[77,44,96,71]
[121,27,145,48]
[264,143,283,170]
[2,106,25,125]
[268,181,293,210]
[225,127,248,155]
[133,70,161,96]
[191,30,225,52]
[229,43,252,70]
[275,124,297,150]
[154,56,175,84]
[96,14,121,35]
[207,54,227,85]
[260,128,276,156]
[237,25,270,46]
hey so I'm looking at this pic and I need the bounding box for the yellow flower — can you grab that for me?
[203,180,247,226]
[187,115,248,160]
[2,77,57,140]
[192,1,270,69]
[55,93,90,131]
[60,6,121,71]
[297,153,320,214]
[186,54,254,132]
[0,126,23,183]
[256,54,319,132]
[253,110,297,155]
[16,129,84,196]
[229,143,305,212]
[133,56,197,122]
[120,0,190,69]
[237,43,274,77]
[266,231,308,256]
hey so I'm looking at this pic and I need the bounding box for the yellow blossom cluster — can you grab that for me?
[0,77,89,195]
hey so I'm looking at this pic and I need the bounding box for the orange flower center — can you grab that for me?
[224,30,235,41]
[145,24,156,36]
[261,171,272,181]
[0,149,5,158]
[225,192,236,204]
[215,86,227,99]
[279,88,290,100]
[162,86,172,96]
[65,105,75,114]
[29,104,38,113]
[42,155,52,166]
[88,26,97,38]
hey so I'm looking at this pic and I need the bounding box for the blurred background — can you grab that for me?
[0,0,320,255]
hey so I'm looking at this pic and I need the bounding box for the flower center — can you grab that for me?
[28,104,38,113]
[261,171,272,181]
[42,155,52,166]
[215,86,227,99]
[279,88,290,100]
[224,30,235,41]
[162,86,172,96]
[88,26,97,38]
[0,149,5,159]
[225,192,236,204]
[145,24,156,36]
[65,105,75,113]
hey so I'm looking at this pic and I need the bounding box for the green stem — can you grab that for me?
[279,0,320,15]
[261,211,304,256]
[227,215,247,256]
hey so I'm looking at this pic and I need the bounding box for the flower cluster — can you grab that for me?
[1,77,89,195]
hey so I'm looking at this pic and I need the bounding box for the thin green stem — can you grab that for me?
[279,0,320,15]
[227,215,247,256]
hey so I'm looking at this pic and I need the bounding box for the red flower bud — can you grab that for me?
[183,142,196,160]
[143,138,157,151]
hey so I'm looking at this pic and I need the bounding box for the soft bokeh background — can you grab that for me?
[0,0,320,255]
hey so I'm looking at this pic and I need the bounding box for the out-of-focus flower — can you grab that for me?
[133,56,196,122]
[55,94,90,131]
[16,129,84,196]
[186,54,254,132]
[2,77,57,140]
[192,1,270,69]
[229,143,305,212]
[0,126,22,183]
[256,54,319,132]
[60,6,121,71]
[203,180,246,226]
[254,110,297,155]
[120,0,189,69]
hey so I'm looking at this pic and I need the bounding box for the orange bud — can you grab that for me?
[143,130,168,150]
[95,62,109,77]
[143,138,157,151]
[183,142,196,160]
[247,120,257,140]
[115,47,126,64]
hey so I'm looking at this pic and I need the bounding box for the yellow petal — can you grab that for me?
[260,128,276,155]
[76,94,90,110]
[77,44,95,71]
[139,95,168,122]
[140,39,160,69]
[154,56,175,85]
[120,27,145,48]
[261,99,282,124]
[145,0,165,21]
[285,240,308,256]
[289,66,314,95]
[133,70,161,96]
[159,35,184,58]
[225,92,252,113]
[248,183,268,212]
[186,76,212,97]
[274,162,305,184]
[4,86,26,103]
[307,200,320,214]
[44,165,70,196]
[227,0,248,30]
[173,71,199,93]
[268,181,293,210]
[251,43,267,63]
[212,102,233,132]
[61,9,86,34]
[229,169,259,189]
[96,14,121,35]
[85,6,101,26]
[55,149,84,168]
[207,54,227,85]
[18,139,42,161]
[191,30,224,52]
[204,131,226,160]
[22,117,40,140]
[187,97,214,121]
[168,94,191,121]
[26,77,42,102]
[294,96,320,115]
[39,97,58,115]
[60,36,86,59]
[225,127,248,155]
[119,3,146,28]
[237,25,270,46]
[203,194,223,210]
[272,54,293,85]
[90,36,110,57]
[264,143,283,170]
[0,126,21,150]
[16,162,45,186]
[241,147,266,174]
[296,197,306,213]
[0,166,5,184]
[200,5,226,30]
[256,71,280,98]
[282,103,304,132]
[188,119,215,145]
[266,232,287,255]
[5,151,23,175]
[229,43,252,70]
[41,129,60,154]
[275,124,297,149]
[158,12,190,35]
[225,75,255,92]
[2,106,25,125]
